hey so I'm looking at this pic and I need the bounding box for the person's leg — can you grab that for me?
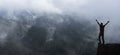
[102,33,105,44]
[98,33,101,44]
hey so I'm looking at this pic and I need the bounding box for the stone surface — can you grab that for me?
[97,44,120,55]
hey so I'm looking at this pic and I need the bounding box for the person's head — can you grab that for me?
[100,23,103,25]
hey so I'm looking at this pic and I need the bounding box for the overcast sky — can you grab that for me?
[0,0,120,43]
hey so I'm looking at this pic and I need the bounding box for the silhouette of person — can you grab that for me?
[96,19,109,44]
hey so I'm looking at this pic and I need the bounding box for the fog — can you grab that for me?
[0,0,120,55]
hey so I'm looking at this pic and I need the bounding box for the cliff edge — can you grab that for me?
[97,44,120,55]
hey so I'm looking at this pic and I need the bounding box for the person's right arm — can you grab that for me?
[96,19,100,25]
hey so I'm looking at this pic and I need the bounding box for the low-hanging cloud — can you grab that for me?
[0,0,120,55]
[0,0,62,14]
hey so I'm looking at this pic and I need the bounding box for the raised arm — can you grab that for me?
[96,19,100,25]
[104,21,109,26]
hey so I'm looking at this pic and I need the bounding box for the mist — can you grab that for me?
[0,0,120,55]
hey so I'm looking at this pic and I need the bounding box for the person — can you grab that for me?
[96,19,109,44]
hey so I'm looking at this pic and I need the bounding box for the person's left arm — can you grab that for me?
[104,21,110,26]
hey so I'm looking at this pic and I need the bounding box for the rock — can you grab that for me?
[97,44,120,55]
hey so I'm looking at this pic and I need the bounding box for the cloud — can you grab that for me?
[51,0,88,14]
[0,0,120,54]
[0,0,62,14]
